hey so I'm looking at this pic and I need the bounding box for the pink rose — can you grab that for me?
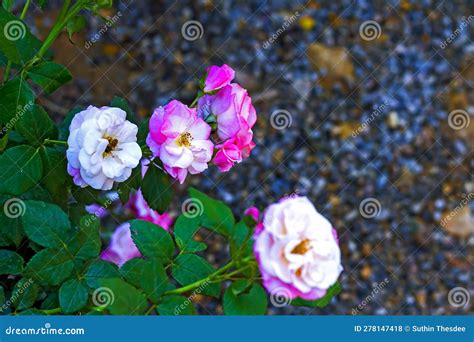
[253,196,342,301]
[212,139,242,172]
[146,100,214,184]
[101,223,140,267]
[198,83,256,172]
[244,207,260,222]
[127,189,173,230]
[204,64,235,93]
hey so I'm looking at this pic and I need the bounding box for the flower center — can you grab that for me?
[177,132,193,147]
[291,239,311,255]
[103,136,119,157]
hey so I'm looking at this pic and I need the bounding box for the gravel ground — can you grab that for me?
[29,0,473,315]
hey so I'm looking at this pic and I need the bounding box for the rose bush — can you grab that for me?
[0,1,341,316]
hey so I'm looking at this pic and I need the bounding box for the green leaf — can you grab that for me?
[223,280,267,315]
[66,15,86,40]
[117,165,141,204]
[171,254,220,298]
[21,200,72,248]
[110,96,137,124]
[83,260,120,288]
[174,215,206,252]
[0,207,24,247]
[27,62,72,94]
[0,8,42,64]
[40,293,59,310]
[24,248,74,286]
[38,0,48,9]
[2,0,13,11]
[59,107,82,141]
[71,187,101,205]
[137,117,149,146]
[141,163,173,213]
[0,78,34,127]
[130,219,174,261]
[0,145,42,196]
[15,105,55,145]
[16,309,44,315]
[157,295,196,315]
[70,215,101,260]
[0,249,23,274]
[120,258,147,288]
[59,279,88,313]
[140,259,169,302]
[0,130,9,152]
[291,282,342,308]
[188,187,235,236]
[98,278,148,315]
[11,278,39,310]
[40,146,68,197]
[229,221,252,259]
[0,286,4,307]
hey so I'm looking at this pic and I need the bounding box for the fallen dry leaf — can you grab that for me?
[442,205,474,238]
[307,43,355,91]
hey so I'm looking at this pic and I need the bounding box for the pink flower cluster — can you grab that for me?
[146,64,256,183]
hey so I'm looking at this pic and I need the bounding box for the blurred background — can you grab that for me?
[22,0,473,314]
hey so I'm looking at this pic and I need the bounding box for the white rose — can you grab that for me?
[67,106,142,190]
[254,196,342,299]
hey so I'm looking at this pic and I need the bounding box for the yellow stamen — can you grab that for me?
[291,239,311,255]
[177,132,193,147]
[103,136,119,157]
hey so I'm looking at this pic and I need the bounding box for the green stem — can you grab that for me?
[20,0,31,19]
[44,139,68,146]
[40,307,62,315]
[145,304,157,315]
[36,0,85,60]
[164,260,236,296]
[212,264,254,282]
[3,63,12,84]
[164,256,255,296]
[2,0,30,83]
[190,97,199,107]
